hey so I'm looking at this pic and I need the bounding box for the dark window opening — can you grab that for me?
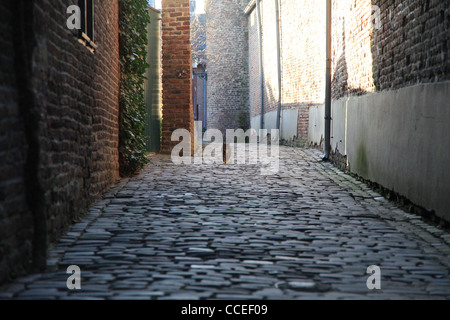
[78,0,97,52]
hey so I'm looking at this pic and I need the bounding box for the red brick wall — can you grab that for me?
[161,0,194,154]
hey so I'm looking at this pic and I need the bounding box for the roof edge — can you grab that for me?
[148,5,161,14]
[244,0,256,15]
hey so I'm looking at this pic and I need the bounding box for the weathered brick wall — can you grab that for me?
[0,0,120,284]
[374,0,449,89]
[280,0,325,140]
[328,0,449,168]
[280,0,326,107]
[331,0,449,99]
[260,0,278,115]
[248,8,261,123]
[33,0,120,242]
[249,0,448,139]
[161,0,194,154]
[326,0,450,220]
[0,2,34,284]
[90,1,121,195]
[247,0,325,140]
[206,0,249,133]
[331,0,375,99]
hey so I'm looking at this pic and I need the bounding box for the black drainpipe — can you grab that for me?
[323,0,332,161]
[256,0,265,130]
[275,0,282,132]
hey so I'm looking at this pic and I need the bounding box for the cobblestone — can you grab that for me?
[1,146,449,300]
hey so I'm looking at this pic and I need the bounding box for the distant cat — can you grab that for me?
[223,143,231,164]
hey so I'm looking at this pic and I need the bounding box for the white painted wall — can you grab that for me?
[308,104,324,147]
[281,109,299,141]
[250,108,299,141]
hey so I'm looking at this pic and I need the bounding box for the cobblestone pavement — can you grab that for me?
[1,146,450,300]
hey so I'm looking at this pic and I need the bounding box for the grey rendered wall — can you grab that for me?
[308,82,450,222]
[250,108,298,141]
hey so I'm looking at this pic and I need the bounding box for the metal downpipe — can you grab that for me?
[256,0,264,130]
[275,0,282,132]
[323,0,332,161]
[203,72,207,130]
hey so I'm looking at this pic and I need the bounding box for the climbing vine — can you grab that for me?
[118,0,151,176]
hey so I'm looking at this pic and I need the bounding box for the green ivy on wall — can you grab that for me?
[118,0,151,176]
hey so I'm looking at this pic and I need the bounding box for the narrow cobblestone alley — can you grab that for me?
[1,146,449,300]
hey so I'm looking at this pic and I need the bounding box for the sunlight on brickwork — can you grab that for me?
[333,0,376,95]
